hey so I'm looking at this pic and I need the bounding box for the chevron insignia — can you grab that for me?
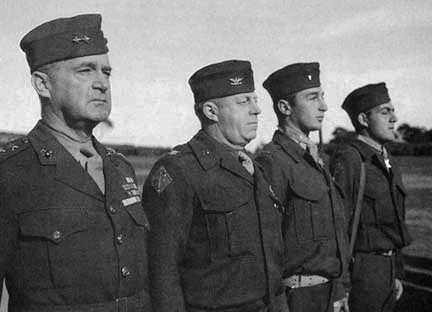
[229,77,243,86]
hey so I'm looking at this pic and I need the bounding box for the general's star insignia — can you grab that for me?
[151,166,173,194]
[229,77,243,86]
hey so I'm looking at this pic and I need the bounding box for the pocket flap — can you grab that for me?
[199,183,251,212]
[19,209,87,244]
[126,203,150,230]
[289,176,328,201]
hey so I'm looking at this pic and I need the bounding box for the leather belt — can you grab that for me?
[282,275,329,289]
[357,249,396,257]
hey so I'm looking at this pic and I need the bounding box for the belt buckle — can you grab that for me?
[382,250,395,257]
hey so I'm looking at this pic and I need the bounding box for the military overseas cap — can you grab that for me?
[20,14,108,72]
[342,82,391,118]
[189,60,255,103]
[263,62,320,102]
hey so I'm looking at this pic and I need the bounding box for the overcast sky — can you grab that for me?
[1,0,431,149]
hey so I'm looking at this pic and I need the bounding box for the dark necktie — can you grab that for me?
[80,145,105,194]
[238,150,255,175]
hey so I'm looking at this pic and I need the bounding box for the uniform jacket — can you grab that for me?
[142,130,287,312]
[255,130,350,300]
[330,139,411,278]
[0,121,151,311]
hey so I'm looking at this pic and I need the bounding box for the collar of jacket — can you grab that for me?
[350,138,394,175]
[272,130,306,163]
[188,130,241,170]
[188,130,255,184]
[27,120,108,166]
[356,134,384,153]
[350,139,382,161]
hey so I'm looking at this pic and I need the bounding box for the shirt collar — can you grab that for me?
[277,126,308,150]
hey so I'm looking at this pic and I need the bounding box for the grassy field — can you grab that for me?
[1,154,431,310]
[396,157,432,260]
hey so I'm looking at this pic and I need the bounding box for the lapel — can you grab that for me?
[27,121,104,202]
[273,130,323,172]
[352,139,390,176]
[93,139,128,208]
[188,130,254,185]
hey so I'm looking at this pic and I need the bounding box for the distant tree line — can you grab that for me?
[324,123,432,156]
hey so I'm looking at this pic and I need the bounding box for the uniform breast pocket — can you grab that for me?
[202,198,257,261]
[18,208,89,288]
[290,181,332,243]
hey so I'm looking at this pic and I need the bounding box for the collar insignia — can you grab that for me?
[229,77,243,86]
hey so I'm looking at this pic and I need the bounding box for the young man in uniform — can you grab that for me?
[0,14,151,311]
[330,82,411,312]
[255,62,350,312]
[142,60,288,312]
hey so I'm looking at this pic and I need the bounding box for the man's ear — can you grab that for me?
[357,112,369,128]
[202,101,219,122]
[31,71,52,99]
[277,99,292,117]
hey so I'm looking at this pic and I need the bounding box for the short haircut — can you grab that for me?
[194,98,221,125]
[350,110,372,133]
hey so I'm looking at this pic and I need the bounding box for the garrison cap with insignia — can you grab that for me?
[263,62,320,102]
[20,14,108,73]
[188,60,255,103]
[342,82,391,118]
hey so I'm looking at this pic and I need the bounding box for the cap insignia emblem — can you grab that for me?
[307,74,312,81]
[229,77,243,86]
[72,35,91,44]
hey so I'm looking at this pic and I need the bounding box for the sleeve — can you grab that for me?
[141,160,194,312]
[330,147,364,295]
[0,184,18,300]
[330,146,362,228]
[331,276,348,302]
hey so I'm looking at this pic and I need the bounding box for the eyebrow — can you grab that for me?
[380,106,394,111]
[305,91,321,97]
[75,62,112,72]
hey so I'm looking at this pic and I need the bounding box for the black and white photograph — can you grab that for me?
[1,0,431,311]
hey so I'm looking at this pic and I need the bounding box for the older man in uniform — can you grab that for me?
[255,63,350,312]
[0,14,151,311]
[142,60,288,312]
[330,83,411,312]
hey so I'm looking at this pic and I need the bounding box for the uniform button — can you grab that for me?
[116,234,124,244]
[109,206,117,214]
[121,266,131,277]
[52,230,62,240]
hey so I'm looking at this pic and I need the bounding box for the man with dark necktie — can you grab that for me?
[142,60,288,312]
[0,14,151,311]
[255,62,350,312]
[330,83,411,312]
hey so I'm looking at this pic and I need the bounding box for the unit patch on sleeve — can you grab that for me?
[151,165,173,194]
